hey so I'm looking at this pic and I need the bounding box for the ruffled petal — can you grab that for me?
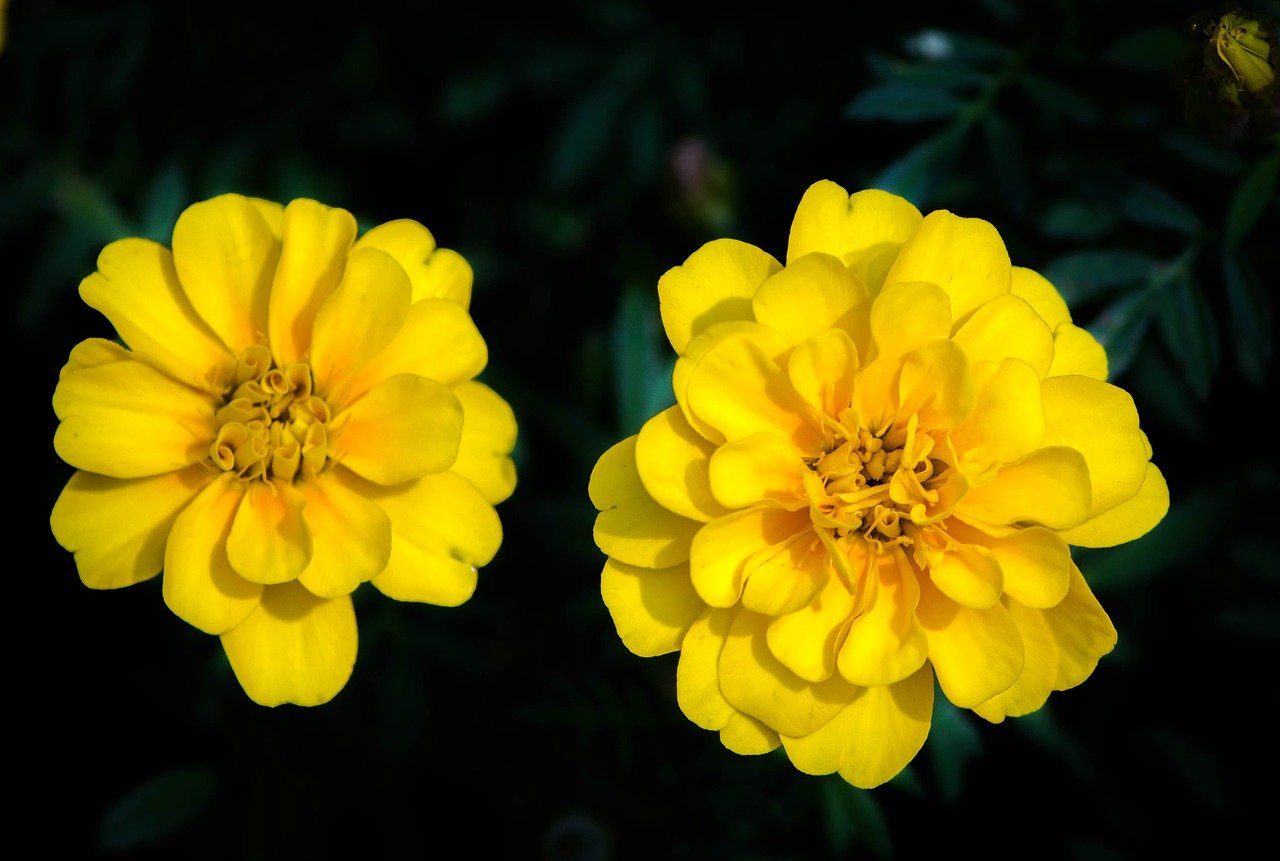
[837,551,928,686]
[1047,323,1108,380]
[786,182,923,295]
[707,431,807,510]
[309,247,411,400]
[677,608,737,730]
[267,199,357,366]
[972,598,1057,723]
[601,558,703,657]
[332,373,463,485]
[956,446,1092,530]
[79,239,233,392]
[917,572,1024,708]
[882,210,1011,323]
[948,521,1070,609]
[719,713,781,755]
[59,338,130,376]
[950,358,1045,477]
[781,664,934,789]
[297,472,393,598]
[590,437,701,568]
[220,581,357,707]
[719,610,855,737]
[689,508,811,607]
[925,542,1003,609]
[751,252,871,350]
[1060,462,1169,548]
[171,194,280,355]
[657,238,781,355]
[635,406,732,522]
[740,531,829,617]
[353,219,472,307]
[896,339,976,432]
[767,572,858,683]
[447,381,518,505]
[51,466,209,589]
[866,280,952,363]
[345,299,487,404]
[1043,564,1116,691]
[952,294,1054,377]
[787,328,860,422]
[53,358,215,479]
[225,481,312,585]
[162,475,262,634]
[1010,266,1070,329]
[673,321,791,445]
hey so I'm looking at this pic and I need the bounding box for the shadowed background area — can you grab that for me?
[5,0,1278,857]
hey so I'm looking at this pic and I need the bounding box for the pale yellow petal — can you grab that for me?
[1048,324,1108,380]
[719,610,855,737]
[837,551,928,686]
[689,508,811,607]
[345,299,487,404]
[163,475,262,634]
[590,436,701,569]
[781,664,934,789]
[1010,266,1070,328]
[601,558,703,657]
[448,381,518,505]
[332,373,463,485]
[917,572,1024,708]
[297,472,393,598]
[171,193,280,354]
[353,219,472,307]
[51,466,209,589]
[220,581,357,707]
[267,199,357,366]
[1044,564,1116,691]
[786,182,923,295]
[635,406,731,523]
[766,573,858,683]
[882,210,1011,323]
[657,238,780,354]
[751,252,871,349]
[53,359,215,479]
[677,608,736,730]
[79,239,232,392]
[956,446,1092,530]
[707,431,807,510]
[972,599,1057,723]
[952,294,1054,377]
[1060,462,1169,548]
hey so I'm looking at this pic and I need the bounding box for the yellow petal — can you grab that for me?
[59,338,131,377]
[786,182,923,295]
[267,199,357,366]
[448,381,518,505]
[837,551,929,686]
[673,320,791,445]
[353,219,472,307]
[707,431,807,510]
[51,466,209,589]
[781,664,934,789]
[957,446,1092,530]
[952,294,1054,378]
[590,436,701,568]
[719,610,855,737]
[787,329,860,422]
[926,543,1003,609]
[332,373,463,485]
[972,598,1058,723]
[882,209,1012,323]
[635,406,731,523]
[751,252,871,349]
[917,572,1024,708]
[162,475,262,634]
[1048,323,1108,380]
[740,532,829,616]
[677,608,736,730]
[1010,266,1070,329]
[1044,564,1116,691]
[866,280,952,363]
[171,193,280,355]
[297,472,393,598]
[220,581,357,707]
[80,239,232,392]
[657,238,781,354]
[225,481,312,585]
[1040,375,1149,517]
[362,468,502,606]
[950,358,1045,477]
[719,713,781,755]
[690,508,811,607]
[766,572,858,683]
[1060,462,1169,548]
[601,558,703,657]
[53,359,215,479]
[345,299,487,404]
[896,339,976,431]
[309,247,412,400]
[949,521,1070,609]
[686,335,825,452]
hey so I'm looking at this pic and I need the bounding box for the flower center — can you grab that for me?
[803,414,952,556]
[209,345,333,483]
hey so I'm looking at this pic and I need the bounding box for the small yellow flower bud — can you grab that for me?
[1203,10,1276,104]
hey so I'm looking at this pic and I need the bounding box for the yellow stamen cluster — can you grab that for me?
[209,345,333,483]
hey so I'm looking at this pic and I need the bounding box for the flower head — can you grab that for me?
[589,180,1167,788]
[1204,8,1275,104]
[51,194,517,706]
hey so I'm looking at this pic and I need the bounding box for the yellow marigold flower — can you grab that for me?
[1205,10,1275,104]
[51,194,517,706]
[589,180,1168,788]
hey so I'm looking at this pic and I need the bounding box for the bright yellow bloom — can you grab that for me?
[51,194,517,706]
[589,180,1167,788]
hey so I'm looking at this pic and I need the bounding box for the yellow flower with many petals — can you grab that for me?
[51,194,517,706]
[589,180,1168,788]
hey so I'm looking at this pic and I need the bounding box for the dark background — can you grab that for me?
[5,0,1278,857]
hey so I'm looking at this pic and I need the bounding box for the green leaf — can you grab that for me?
[1041,250,1160,306]
[97,768,217,852]
[983,111,1028,215]
[139,163,188,246]
[52,171,134,243]
[846,83,965,123]
[611,285,675,437]
[870,123,970,209]
[930,695,982,803]
[1017,74,1100,125]
[1155,275,1219,401]
[1104,27,1181,72]
[1222,251,1273,386]
[1040,200,1118,241]
[549,83,627,188]
[865,53,990,89]
[1129,349,1204,438]
[440,70,512,125]
[1121,183,1200,234]
[820,779,892,858]
[1224,147,1280,248]
[1087,286,1158,378]
[1164,130,1244,176]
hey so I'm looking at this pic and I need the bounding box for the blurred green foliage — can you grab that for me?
[5,0,1279,858]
